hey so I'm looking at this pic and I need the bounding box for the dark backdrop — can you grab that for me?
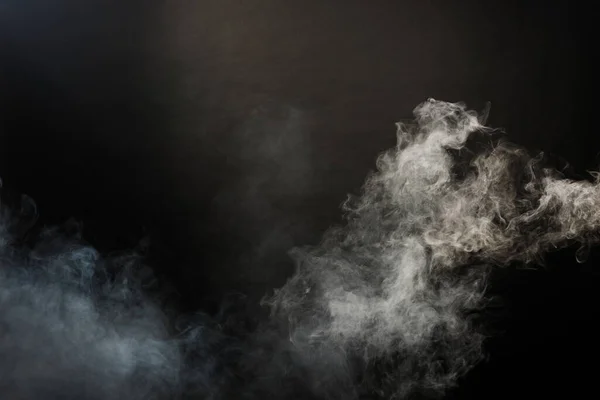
[0,1,597,398]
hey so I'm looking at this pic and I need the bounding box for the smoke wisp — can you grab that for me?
[1,99,599,399]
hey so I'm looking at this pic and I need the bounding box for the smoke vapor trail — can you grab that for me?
[1,99,599,399]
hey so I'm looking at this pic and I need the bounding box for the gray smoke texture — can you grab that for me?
[213,105,314,284]
[1,99,600,399]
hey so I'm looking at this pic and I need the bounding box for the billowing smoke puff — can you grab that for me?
[264,99,600,398]
[1,99,599,400]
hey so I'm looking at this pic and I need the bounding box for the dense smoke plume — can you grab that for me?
[264,99,600,398]
[1,99,599,399]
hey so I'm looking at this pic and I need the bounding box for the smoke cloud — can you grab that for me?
[263,99,600,398]
[1,99,599,399]
[0,189,188,400]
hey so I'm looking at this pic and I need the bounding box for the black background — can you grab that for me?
[0,1,597,398]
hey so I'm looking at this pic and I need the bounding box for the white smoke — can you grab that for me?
[265,99,600,398]
[1,99,599,399]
